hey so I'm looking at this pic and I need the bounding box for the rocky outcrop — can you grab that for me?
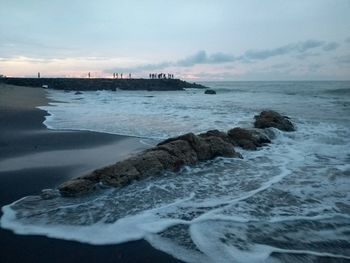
[59,132,242,196]
[58,111,294,197]
[228,128,271,150]
[254,110,295,132]
[204,89,216,95]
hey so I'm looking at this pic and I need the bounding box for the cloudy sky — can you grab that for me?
[1,0,350,80]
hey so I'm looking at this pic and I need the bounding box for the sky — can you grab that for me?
[0,0,350,80]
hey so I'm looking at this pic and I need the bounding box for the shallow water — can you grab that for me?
[1,81,350,262]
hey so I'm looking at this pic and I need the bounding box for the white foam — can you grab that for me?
[39,88,256,139]
[1,198,190,245]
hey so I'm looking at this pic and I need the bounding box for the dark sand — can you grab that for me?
[0,84,183,263]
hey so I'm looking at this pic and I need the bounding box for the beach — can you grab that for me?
[0,84,183,263]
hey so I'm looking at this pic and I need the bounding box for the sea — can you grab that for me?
[1,81,350,263]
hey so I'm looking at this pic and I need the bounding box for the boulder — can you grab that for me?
[97,160,141,187]
[158,132,239,160]
[59,131,241,196]
[200,135,242,159]
[156,139,198,165]
[228,127,271,150]
[204,89,216,95]
[199,129,232,144]
[147,149,184,172]
[254,110,295,131]
[58,110,294,197]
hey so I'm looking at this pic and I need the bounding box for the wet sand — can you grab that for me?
[0,84,183,263]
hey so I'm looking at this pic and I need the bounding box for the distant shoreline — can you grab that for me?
[0,77,207,91]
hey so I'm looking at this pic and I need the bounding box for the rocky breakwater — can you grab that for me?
[58,110,295,197]
[0,77,207,91]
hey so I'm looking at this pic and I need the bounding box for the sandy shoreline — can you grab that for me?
[0,84,183,263]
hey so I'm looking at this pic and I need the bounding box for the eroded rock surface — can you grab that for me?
[228,128,271,150]
[254,110,295,131]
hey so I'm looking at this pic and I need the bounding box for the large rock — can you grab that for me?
[198,129,232,144]
[58,111,294,197]
[254,110,295,132]
[200,135,242,159]
[146,149,184,172]
[228,128,271,150]
[157,139,198,165]
[59,132,240,196]
[158,132,240,160]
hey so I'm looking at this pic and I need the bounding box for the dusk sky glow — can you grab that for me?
[1,0,350,80]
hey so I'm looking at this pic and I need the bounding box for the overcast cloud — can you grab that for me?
[106,39,343,73]
[1,0,349,80]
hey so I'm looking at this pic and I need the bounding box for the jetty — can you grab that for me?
[0,77,207,91]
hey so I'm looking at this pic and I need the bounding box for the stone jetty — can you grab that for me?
[0,77,207,91]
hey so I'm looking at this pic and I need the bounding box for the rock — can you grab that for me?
[147,149,184,172]
[204,89,216,95]
[158,132,239,160]
[75,91,83,95]
[59,131,241,196]
[158,133,201,157]
[158,132,200,147]
[97,161,141,187]
[228,127,271,150]
[58,111,294,197]
[58,179,96,197]
[254,110,295,131]
[156,139,198,165]
[200,135,242,159]
[129,152,165,176]
[199,129,232,144]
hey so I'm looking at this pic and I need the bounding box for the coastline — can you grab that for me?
[0,84,183,263]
